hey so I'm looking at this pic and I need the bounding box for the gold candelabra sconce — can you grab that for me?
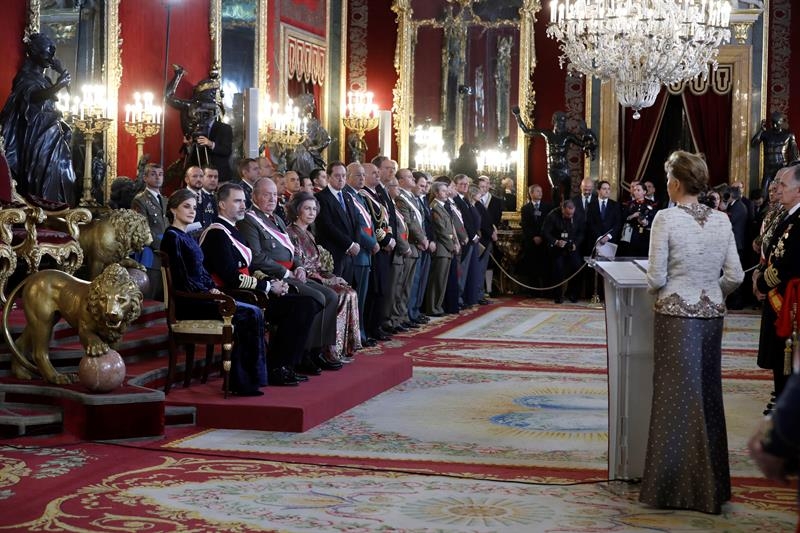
[58,84,113,207]
[342,90,379,162]
[123,92,162,163]
[260,96,308,163]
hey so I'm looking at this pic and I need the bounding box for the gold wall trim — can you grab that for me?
[104,0,121,194]
[26,0,39,36]
[210,0,221,72]
[257,0,268,105]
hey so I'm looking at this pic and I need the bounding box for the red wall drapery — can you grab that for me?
[118,0,211,180]
[682,90,732,187]
[621,91,669,192]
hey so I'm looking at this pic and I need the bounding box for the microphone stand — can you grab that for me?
[587,232,610,308]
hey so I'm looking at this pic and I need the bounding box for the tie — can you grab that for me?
[444,201,453,215]
[157,194,163,210]
[337,191,346,212]
[600,200,606,219]
[584,196,589,209]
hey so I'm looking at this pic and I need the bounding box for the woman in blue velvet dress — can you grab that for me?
[160,188,267,396]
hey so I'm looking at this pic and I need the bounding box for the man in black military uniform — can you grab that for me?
[754,163,800,412]
[519,184,552,292]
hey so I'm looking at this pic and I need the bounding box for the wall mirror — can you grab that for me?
[28,0,121,191]
[211,0,268,161]
[393,0,539,210]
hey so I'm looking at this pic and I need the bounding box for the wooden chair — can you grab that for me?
[158,251,236,397]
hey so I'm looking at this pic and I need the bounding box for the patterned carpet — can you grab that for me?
[168,367,772,478]
[0,444,793,532]
[1,300,793,532]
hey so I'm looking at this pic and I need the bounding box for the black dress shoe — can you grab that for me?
[295,359,322,376]
[287,369,309,382]
[268,367,301,386]
[375,333,391,341]
[554,297,563,304]
[362,338,377,347]
[428,312,444,318]
[478,298,490,305]
[403,321,420,329]
[312,352,343,371]
[393,324,409,333]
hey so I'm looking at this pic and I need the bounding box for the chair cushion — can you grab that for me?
[171,319,233,336]
[11,227,74,245]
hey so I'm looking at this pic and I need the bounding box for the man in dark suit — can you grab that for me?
[238,177,342,370]
[585,180,622,255]
[131,163,168,299]
[572,177,597,231]
[477,175,502,298]
[187,119,233,182]
[519,184,552,292]
[231,158,259,208]
[409,172,435,324]
[726,185,750,309]
[344,162,379,346]
[453,174,480,306]
[200,183,321,386]
[313,161,361,284]
[753,163,800,409]
[542,200,584,303]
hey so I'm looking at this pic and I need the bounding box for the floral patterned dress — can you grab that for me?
[287,223,362,356]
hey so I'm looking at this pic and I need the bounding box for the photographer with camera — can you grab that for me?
[542,199,584,303]
[166,65,233,181]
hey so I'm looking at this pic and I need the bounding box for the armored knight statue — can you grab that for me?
[165,64,233,181]
[0,33,76,204]
[512,107,597,205]
[752,111,799,200]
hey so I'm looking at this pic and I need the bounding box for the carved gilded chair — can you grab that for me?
[13,203,92,275]
[0,207,26,303]
[0,136,92,277]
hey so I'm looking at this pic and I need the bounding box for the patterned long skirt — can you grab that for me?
[639,313,730,515]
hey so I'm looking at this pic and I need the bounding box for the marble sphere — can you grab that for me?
[78,348,126,393]
[126,267,150,295]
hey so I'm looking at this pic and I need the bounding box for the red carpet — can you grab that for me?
[157,352,412,432]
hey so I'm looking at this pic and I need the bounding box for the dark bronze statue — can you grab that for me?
[752,111,799,200]
[287,93,331,178]
[165,65,233,180]
[512,107,597,205]
[0,33,76,204]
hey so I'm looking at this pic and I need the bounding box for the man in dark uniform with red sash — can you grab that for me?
[201,182,321,386]
[754,163,800,412]
[238,177,342,370]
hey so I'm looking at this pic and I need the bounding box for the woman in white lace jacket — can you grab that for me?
[639,151,744,515]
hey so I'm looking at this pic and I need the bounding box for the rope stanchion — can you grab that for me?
[489,253,587,292]
[490,253,762,293]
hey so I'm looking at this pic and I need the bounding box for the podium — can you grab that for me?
[593,259,655,481]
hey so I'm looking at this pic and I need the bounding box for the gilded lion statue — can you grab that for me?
[2,263,143,384]
[78,209,152,280]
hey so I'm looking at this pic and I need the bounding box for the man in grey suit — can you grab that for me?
[131,163,167,299]
[238,177,342,369]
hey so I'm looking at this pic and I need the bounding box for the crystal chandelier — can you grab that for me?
[547,0,732,118]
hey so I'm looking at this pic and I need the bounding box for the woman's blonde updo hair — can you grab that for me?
[664,150,708,196]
